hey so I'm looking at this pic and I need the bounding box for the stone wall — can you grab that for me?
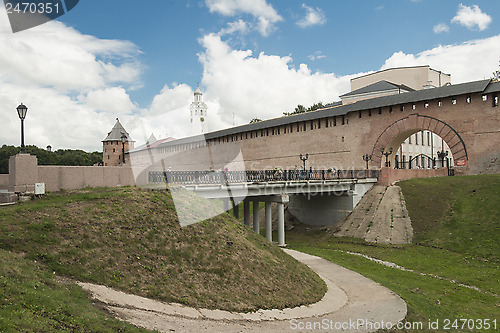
[0,174,9,190]
[38,165,136,192]
[377,167,448,186]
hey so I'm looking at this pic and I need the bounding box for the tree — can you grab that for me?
[0,145,103,174]
[249,118,262,123]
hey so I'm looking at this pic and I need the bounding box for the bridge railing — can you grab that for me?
[148,169,379,185]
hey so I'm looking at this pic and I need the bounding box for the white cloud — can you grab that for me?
[0,9,144,151]
[218,19,250,36]
[308,51,326,61]
[451,4,492,31]
[433,23,450,34]
[197,33,353,130]
[205,0,283,36]
[381,34,500,84]
[296,4,326,28]
[81,87,137,114]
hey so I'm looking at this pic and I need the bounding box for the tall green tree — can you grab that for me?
[0,145,102,174]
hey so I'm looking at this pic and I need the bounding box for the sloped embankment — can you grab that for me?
[332,185,413,244]
[0,187,326,313]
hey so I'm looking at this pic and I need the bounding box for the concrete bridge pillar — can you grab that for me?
[253,201,260,234]
[265,202,272,242]
[243,200,251,227]
[232,200,239,219]
[222,199,230,212]
[277,202,285,246]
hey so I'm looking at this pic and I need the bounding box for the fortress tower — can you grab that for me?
[102,118,134,166]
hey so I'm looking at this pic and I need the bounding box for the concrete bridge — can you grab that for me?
[149,169,379,246]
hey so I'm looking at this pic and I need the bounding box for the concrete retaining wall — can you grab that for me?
[378,167,448,186]
[0,174,9,190]
[38,166,136,192]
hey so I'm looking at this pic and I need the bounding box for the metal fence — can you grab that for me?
[148,169,379,185]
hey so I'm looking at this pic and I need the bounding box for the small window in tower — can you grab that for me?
[493,94,498,107]
[438,100,442,106]
[424,102,429,108]
[452,98,457,105]
[482,94,488,101]
[466,95,471,103]
[113,148,115,153]
[400,104,404,112]
[412,103,416,110]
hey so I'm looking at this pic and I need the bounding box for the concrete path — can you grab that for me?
[79,249,407,332]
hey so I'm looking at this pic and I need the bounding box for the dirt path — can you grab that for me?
[80,249,406,332]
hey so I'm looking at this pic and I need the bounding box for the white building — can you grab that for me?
[190,85,208,133]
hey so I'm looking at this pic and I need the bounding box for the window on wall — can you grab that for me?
[427,132,431,146]
[325,118,329,127]
[408,135,412,144]
[318,119,321,129]
[438,100,442,107]
[303,122,307,131]
[311,121,314,130]
[415,132,419,145]
[482,94,488,101]
[424,102,429,108]
[400,104,404,111]
[378,107,382,114]
[493,94,498,107]
[368,109,372,116]
[421,131,424,145]
[334,116,337,126]
[466,95,471,103]
[389,106,393,113]
[412,104,416,110]
[452,98,457,105]
[341,115,345,125]
[359,111,362,118]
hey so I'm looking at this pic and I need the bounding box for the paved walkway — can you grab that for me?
[79,249,407,332]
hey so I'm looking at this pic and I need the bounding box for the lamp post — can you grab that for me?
[47,145,52,164]
[16,103,28,153]
[362,154,372,170]
[121,134,127,164]
[381,147,393,168]
[437,149,448,167]
[299,153,309,171]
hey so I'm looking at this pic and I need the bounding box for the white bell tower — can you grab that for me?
[190,85,208,133]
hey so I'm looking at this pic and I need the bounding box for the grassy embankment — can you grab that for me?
[0,187,326,332]
[287,174,499,332]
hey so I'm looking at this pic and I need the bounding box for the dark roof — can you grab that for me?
[102,118,134,142]
[340,80,414,98]
[154,79,495,147]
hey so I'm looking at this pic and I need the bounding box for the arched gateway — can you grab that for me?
[371,114,468,168]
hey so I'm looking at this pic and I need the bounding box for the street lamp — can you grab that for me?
[362,154,372,169]
[121,133,127,164]
[16,103,28,153]
[437,149,448,167]
[47,145,52,164]
[381,147,393,168]
[299,153,309,171]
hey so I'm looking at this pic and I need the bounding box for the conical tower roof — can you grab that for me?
[102,118,134,142]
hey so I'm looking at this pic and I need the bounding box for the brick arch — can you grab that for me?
[371,114,468,167]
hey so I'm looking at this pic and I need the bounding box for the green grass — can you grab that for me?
[287,174,500,332]
[0,248,153,333]
[0,187,325,316]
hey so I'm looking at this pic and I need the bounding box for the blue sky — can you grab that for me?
[1,1,499,151]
